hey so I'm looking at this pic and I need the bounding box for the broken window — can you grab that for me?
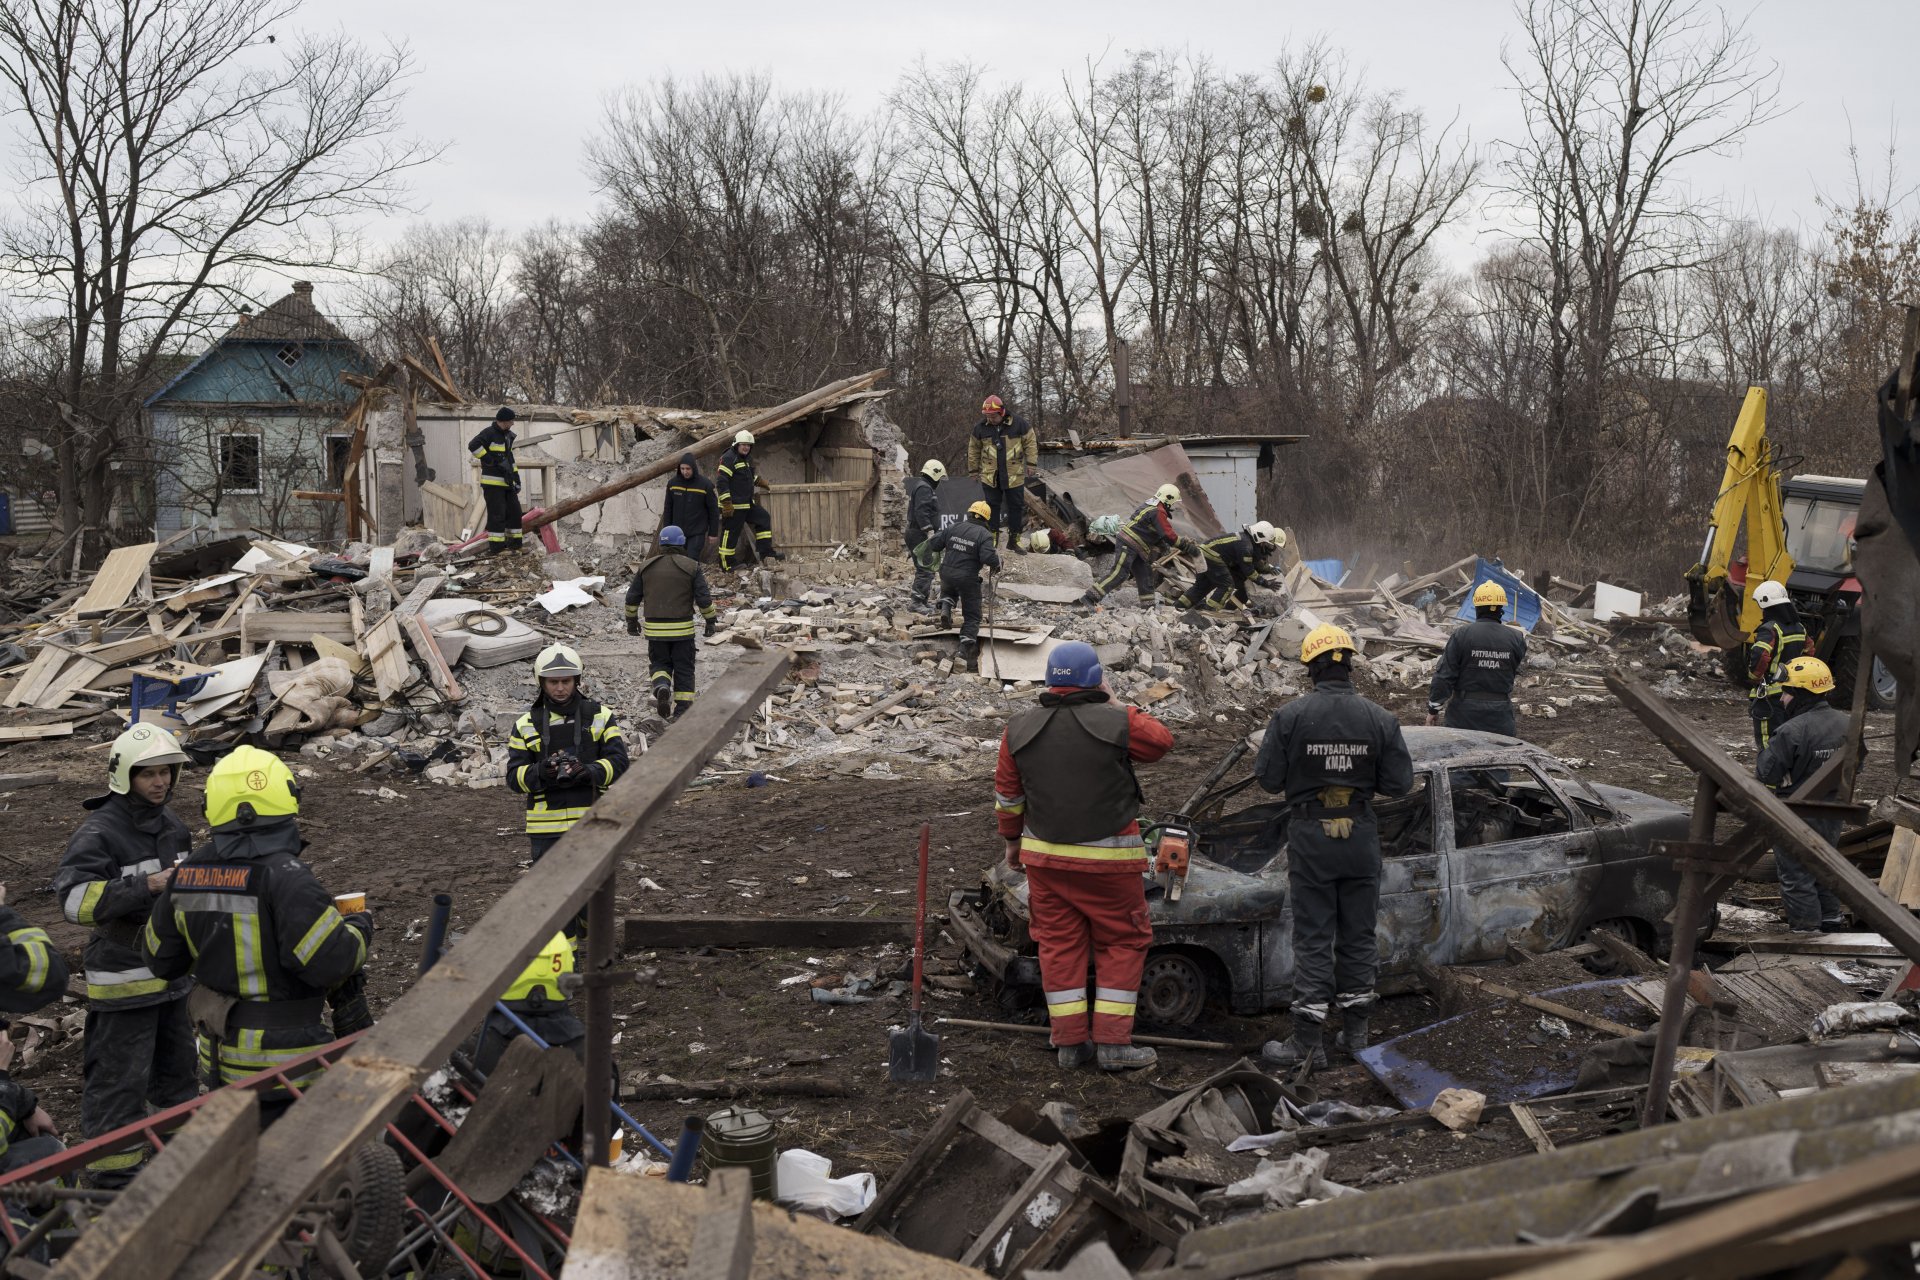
[218,432,262,494]
[1448,766,1574,849]
[1377,774,1435,858]
[276,342,304,368]
[326,433,353,488]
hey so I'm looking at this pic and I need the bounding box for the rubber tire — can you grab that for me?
[336,1141,406,1276]
[1871,655,1899,713]
[1139,950,1210,1028]
[1830,636,1865,710]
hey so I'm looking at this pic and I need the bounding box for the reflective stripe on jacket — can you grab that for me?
[505,696,631,835]
[53,792,192,1008]
[468,423,518,487]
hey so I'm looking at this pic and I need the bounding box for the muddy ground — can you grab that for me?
[0,670,1903,1191]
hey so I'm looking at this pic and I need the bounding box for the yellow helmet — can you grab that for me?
[1154,483,1182,508]
[967,500,993,520]
[534,643,584,679]
[1782,656,1835,695]
[108,723,190,796]
[1300,623,1355,665]
[502,932,577,1004]
[1473,581,1509,609]
[205,745,301,828]
[921,459,947,482]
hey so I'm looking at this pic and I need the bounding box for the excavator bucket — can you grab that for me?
[1685,569,1748,652]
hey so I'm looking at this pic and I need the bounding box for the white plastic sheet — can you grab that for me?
[773,1148,875,1219]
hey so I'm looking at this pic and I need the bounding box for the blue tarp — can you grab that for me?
[1456,557,1541,632]
[1304,559,1346,585]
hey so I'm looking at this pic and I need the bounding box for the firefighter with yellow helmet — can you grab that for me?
[506,645,631,863]
[475,932,586,1073]
[142,746,372,1122]
[1427,580,1528,736]
[924,499,1002,670]
[53,724,196,1183]
[1757,657,1852,933]
[1253,625,1413,1069]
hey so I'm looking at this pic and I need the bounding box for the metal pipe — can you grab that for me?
[583,875,617,1167]
[665,1116,705,1183]
[420,893,453,976]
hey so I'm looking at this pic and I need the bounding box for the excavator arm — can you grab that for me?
[1685,386,1796,649]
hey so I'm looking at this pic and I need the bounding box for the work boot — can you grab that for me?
[653,681,673,720]
[911,600,934,616]
[937,601,954,630]
[1057,1042,1095,1069]
[1333,1013,1369,1056]
[1076,590,1101,607]
[1140,592,1161,608]
[1010,537,1028,554]
[1096,1043,1158,1072]
[1261,1028,1328,1071]
[768,549,787,562]
[959,638,979,671]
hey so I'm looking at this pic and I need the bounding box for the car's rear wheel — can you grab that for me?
[1139,950,1210,1027]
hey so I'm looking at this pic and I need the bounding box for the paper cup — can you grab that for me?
[609,1130,624,1162]
[334,892,367,915]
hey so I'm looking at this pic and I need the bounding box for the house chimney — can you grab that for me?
[292,281,313,295]
[236,304,252,329]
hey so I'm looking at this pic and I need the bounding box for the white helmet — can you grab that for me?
[921,459,947,482]
[1154,483,1182,508]
[1248,521,1283,547]
[534,643,585,680]
[733,430,754,446]
[1751,580,1789,609]
[108,723,190,796]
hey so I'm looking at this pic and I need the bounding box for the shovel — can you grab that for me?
[889,821,941,1083]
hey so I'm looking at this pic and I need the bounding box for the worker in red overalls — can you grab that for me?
[993,641,1173,1071]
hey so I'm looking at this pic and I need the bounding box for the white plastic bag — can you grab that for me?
[774,1148,875,1220]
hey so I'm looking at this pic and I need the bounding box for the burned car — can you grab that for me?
[949,728,1693,1028]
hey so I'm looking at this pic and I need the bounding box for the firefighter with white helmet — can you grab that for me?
[1757,657,1851,933]
[1081,483,1199,607]
[506,646,631,867]
[53,723,196,1183]
[1745,579,1807,748]
[716,429,784,569]
[1254,625,1413,1069]
[905,459,948,611]
[1427,579,1528,736]
[1175,520,1287,611]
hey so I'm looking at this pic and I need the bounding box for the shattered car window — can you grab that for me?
[1448,766,1575,848]
[1377,774,1434,859]
[1538,759,1613,821]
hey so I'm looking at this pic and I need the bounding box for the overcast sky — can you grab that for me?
[307,0,1913,266]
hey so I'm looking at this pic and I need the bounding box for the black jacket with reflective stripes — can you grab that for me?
[927,518,1001,582]
[53,792,193,1009]
[1255,681,1415,810]
[1429,617,1527,706]
[467,423,518,486]
[1005,694,1142,845]
[717,448,759,506]
[664,456,721,537]
[1758,701,1851,799]
[624,553,715,629]
[0,902,65,1017]
[906,476,940,545]
[506,695,631,836]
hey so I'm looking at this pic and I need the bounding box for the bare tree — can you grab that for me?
[0,0,433,561]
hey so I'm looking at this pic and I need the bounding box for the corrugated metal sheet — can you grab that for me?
[1037,443,1225,539]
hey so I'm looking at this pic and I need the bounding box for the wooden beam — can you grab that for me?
[1609,673,1920,967]
[835,684,923,733]
[52,1088,258,1280]
[623,914,914,952]
[161,649,790,1280]
[400,354,461,403]
[523,368,887,532]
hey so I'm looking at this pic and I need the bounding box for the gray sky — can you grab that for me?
[317,0,1914,262]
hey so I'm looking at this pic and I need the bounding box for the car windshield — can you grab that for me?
[1538,760,1614,821]
[1448,766,1576,847]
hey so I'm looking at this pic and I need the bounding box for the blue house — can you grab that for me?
[145,281,373,539]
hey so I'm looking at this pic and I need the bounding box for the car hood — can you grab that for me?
[988,856,1286,927]
[1589,783,1687,826]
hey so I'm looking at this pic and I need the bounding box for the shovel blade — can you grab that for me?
[888,1015,941,1083]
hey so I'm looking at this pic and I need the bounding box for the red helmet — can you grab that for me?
[981,395,1004,415]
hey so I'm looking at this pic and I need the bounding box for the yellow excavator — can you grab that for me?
[1686,386,1896,709]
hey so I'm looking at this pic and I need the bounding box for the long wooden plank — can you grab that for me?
[399,613,463,703]
[1609,674,1920,967]
[0,721,76,742]
[4,647,70,707]
[165,649,791,1280]
[363,616,411,701]
[74,542,157,614]
[53,1088,258,1280]
[37,656,109,710]
[240,612,357,645]
[623,914,913,952]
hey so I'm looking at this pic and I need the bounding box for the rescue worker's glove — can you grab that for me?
[704,615,718,637]
[1317,786,1357,840]
[627,614,640,636]
[541,752,588,787]
[343,910,375,939]
[719,500,735,518]
[327,971,374,1036]
[1177,537,1201,556]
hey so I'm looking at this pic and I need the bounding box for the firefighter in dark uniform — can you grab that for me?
[1256,624,1414,1069]
[1427,582,1528,737]
[926,500,1001,670]
[1175,521,1285,610]
[142,746,373,1122]
[967,395,1038,551]
[53,724,196,1184]
[1746,579,1808,748]
[716,431,783,569]
[905,459,947,612]
[506,645,631,863]
[1757,656,1852,933]
[624,526,718,720]
[0,886,68,1171]
[473,932,585,1073]
[468,407,523,553]
[1082,484,1198,607]
[662,452,721,563]
[994,641,1174,1071]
